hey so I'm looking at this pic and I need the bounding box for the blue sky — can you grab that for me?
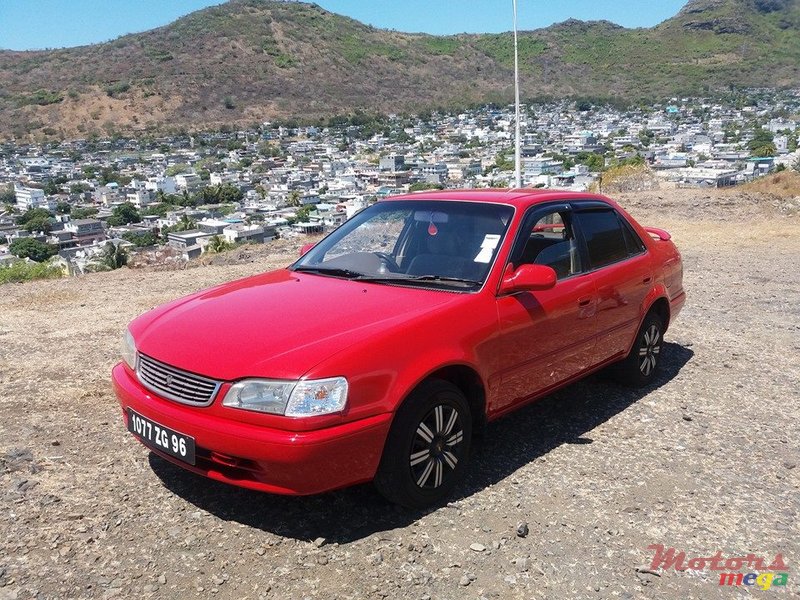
[0,0,689,51]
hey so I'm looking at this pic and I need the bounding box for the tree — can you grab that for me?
[142,203,171,218]
[9,238,58,262]
[165,163,190,177]
[287,190,301,207]
[122,231,159,247]
[749,128,776,157]
[173,190,197,208]
[409,182,444,192]
[751,143,777,158]
[100,242,128,270]
[71,207,99,219]
[0,185,15,206]
[494,151,515,172]
[55,201,72,215]
[175,215,196,231]
[207,235,234,253]
[106,202,141,226]
[23,216,53,233]
[17,207,53,226]
[576,152,606,172]
[43,180,60,195]
[294,206,313,223]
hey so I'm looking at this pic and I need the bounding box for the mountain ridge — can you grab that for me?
[1,0,798,140]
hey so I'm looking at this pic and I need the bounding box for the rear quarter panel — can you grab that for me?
[609,199,685,337]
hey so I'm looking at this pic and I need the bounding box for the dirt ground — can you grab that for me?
[0,188,798,599]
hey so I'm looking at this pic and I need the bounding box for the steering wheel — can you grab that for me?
[374,252,401,273]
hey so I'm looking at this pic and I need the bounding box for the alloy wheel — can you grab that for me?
[409,404,465,489]
[638,323,661,376]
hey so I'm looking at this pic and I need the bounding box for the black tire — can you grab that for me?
[610,312,665,387]
[374,379,472,509]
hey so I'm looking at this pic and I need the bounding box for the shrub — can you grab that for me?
[105,82,131,98]
[0,259,63,284]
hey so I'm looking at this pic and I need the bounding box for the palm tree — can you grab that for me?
[175,214,196,231]
[207,235,233,254]
[287,190,301,207]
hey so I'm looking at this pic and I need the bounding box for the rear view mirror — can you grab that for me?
[299,243,316,256]
[499,264,557,295]
[413,211,449,224]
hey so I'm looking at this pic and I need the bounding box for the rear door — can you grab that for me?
[572,204,651,362]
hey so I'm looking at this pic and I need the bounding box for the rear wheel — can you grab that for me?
[374,379,472,509]
[610,312,664,387]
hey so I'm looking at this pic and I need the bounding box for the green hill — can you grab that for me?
[0,0,798,140]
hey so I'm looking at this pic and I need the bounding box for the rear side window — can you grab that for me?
[575,209,630,269]
[620,217,646,254]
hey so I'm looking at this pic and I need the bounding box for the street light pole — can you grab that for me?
[513,0,522,189]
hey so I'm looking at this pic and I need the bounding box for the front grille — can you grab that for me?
[137,354,221,406]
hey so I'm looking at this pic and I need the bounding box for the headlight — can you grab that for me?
[121,329,137,370]
[222,377,348,417]
[222,380,296,414]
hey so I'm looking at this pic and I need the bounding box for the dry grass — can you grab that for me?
[736,170,800,197]
[591,164,661,194]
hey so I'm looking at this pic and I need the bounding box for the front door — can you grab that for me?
[492,206,597,413]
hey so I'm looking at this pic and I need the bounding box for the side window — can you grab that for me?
[619,216,646,254]
[517,210,582,279]
[574,209,630,269]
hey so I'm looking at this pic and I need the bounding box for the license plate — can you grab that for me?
[127,409,196,465]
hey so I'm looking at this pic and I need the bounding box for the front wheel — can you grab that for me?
[610,312,664,387]
[374,380,472,509]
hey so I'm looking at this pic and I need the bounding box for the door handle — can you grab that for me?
[642,276,652,284]
[578,297,592,307]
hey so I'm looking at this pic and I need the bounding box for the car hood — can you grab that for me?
[131,269,462,381]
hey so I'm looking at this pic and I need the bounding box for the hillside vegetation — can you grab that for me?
[0,0,799,139]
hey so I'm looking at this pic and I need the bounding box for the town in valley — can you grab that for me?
[1,89,799,276]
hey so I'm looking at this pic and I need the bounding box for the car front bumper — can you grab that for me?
[112,363,392,495]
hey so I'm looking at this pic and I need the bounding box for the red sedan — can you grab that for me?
[113,190,685,508]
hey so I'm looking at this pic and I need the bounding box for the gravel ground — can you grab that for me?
[0,189,798,599]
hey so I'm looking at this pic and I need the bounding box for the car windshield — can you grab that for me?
[291,200,514,290]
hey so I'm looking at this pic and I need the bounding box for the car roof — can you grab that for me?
[382,189,615,209]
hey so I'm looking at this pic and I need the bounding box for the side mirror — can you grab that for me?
[499,264,557,295]
[299,243,316,257]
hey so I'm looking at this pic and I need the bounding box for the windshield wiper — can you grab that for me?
[293,266,366,279]
[294,267,481,287]
[356,274,483,287]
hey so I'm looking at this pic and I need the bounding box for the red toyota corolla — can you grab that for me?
[113,190,685,507]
